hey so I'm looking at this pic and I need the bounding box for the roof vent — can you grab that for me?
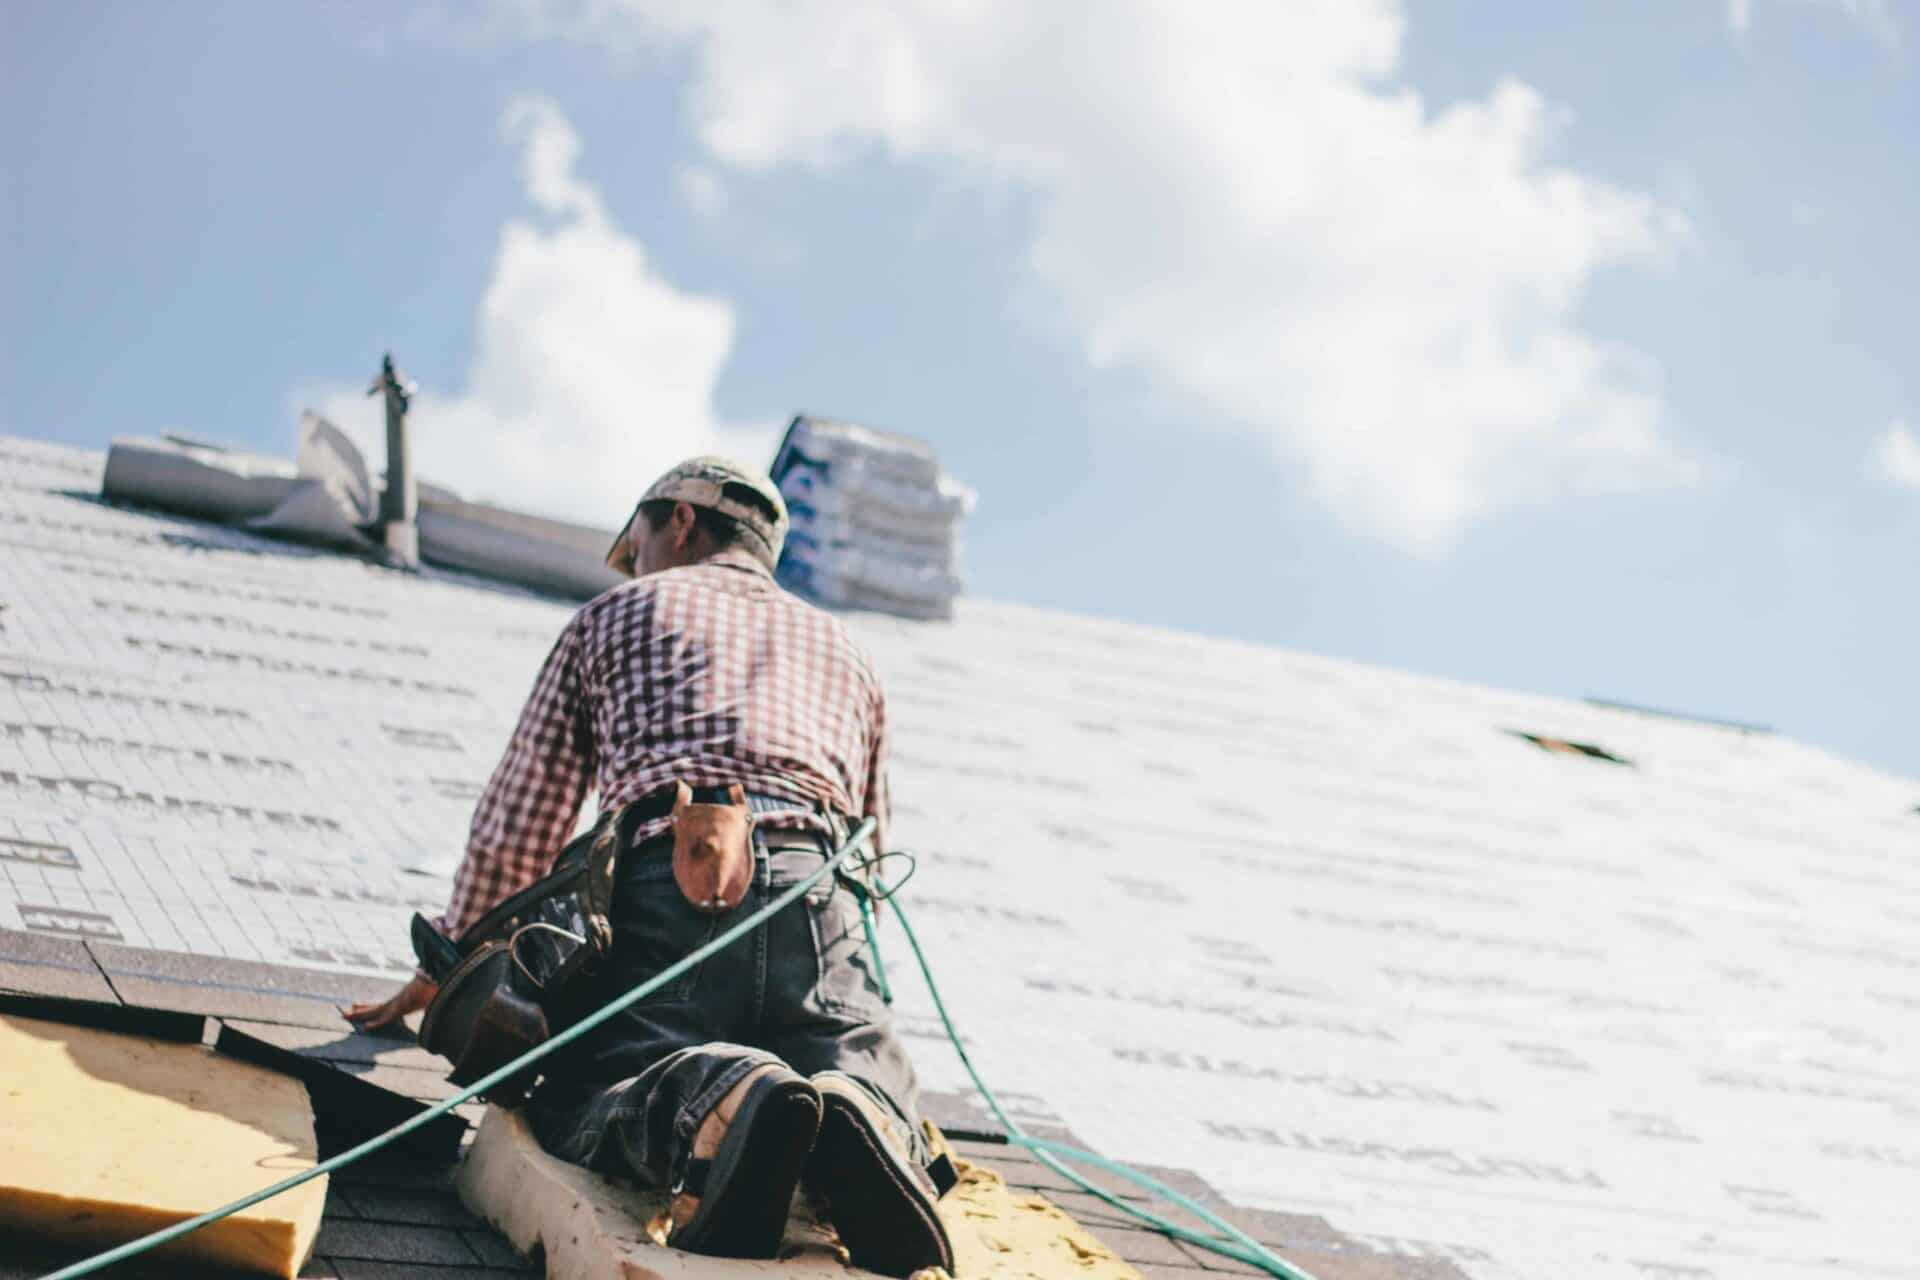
[369,353,419,569]
[1506,730,1633,767]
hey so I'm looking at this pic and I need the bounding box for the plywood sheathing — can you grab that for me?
[0,1013,328,1278]
[458,1104,1144,1280]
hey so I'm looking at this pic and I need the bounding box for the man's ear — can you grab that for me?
[670,501,700,551]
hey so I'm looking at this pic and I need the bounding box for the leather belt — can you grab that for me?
[618,789,832,858]
[623,785,814,825]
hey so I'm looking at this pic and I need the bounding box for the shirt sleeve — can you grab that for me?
[438,618,596,939]
[862,677,891,858]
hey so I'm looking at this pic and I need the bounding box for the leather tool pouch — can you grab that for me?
[415,817,623,1104]
[417,941,547,1104]
[671,782,755,915]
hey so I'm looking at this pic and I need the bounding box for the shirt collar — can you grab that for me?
[700,548,775,579]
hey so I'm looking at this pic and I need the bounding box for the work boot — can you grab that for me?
[804,1072,955,1278]
[668,1063,822,1259]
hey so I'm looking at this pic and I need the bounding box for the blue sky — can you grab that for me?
[4,1,1915,780]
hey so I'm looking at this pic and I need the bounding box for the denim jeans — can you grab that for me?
[527,831,927,1190]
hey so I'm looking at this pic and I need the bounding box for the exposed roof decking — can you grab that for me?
[3,434,1916,1280]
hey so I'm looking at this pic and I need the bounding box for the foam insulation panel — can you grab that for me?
[0,1012,327,1277]
[932,1141,1142,1280]
[456,1104,1140,1280]
[2,434,1917,1280]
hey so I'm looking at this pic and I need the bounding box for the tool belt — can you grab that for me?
[414,783,829,1103]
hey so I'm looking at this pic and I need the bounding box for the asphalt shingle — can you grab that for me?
[0,928,117,1001]
[311,1219,479,1266]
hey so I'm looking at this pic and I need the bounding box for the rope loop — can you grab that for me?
[837,846,920,902]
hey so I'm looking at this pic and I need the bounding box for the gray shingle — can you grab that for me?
[312,1219,479,1266]
[224,1016,449,1073]
[338,1185,484,1231]
[458,1228,538,1270]
[0,928,117,1001]
[0,953,117,1000]
[328,1263,533,1280]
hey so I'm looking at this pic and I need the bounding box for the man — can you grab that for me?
[346,457,951,1277]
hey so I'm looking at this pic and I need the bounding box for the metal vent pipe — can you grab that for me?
[371,352,420,568]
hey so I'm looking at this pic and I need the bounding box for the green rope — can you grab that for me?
[855,890,894,1004]
[44,821,1317,1280]
[39,819,876,1280]
[851,867,1321,1280]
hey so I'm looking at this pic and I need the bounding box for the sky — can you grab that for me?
[3,1,1915,781]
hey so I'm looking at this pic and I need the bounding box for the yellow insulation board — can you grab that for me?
[0,1014,327,1278]
[929,1128,1141,1280]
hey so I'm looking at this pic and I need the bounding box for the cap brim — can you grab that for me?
[605,505,642,577]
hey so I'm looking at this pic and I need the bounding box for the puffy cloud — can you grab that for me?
[310,95,770,528]
[1870,421,1920,491]
[1727,0,1903,50]
[510,1,1701,550]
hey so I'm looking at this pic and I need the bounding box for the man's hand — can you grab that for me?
[343,973,439,1032]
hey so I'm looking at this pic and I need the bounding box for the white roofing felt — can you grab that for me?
[1,433,1915,1280]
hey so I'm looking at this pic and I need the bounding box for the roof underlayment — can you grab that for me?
[0,433,1915,1280]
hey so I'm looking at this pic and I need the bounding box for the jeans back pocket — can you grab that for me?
[805,887,887,1016]
[610,854,722,1005]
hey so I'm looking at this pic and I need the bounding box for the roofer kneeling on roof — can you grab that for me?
[346,457,952,1276]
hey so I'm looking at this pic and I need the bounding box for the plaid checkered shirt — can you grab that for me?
[438,550,890,938]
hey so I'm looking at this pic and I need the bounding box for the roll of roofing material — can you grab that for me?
[101,422,625,600]
[101,435,301,522]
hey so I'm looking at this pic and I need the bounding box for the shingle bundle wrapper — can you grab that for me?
[771,416,976,620]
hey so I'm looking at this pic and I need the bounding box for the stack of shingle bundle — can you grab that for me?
[769,415,975,621]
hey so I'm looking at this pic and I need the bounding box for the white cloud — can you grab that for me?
[306,95,771,529]
[1725,0,1903,50]
[507,1,1701,551]
[1870,421,1920,491]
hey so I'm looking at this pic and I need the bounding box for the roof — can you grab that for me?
[2,433,1916,1280]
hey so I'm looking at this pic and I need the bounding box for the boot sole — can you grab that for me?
[810,1091,954,1277]
[673,1073,823,1259]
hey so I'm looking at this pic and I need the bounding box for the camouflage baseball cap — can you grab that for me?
[609,455,789,571]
